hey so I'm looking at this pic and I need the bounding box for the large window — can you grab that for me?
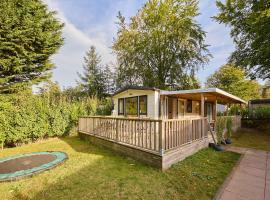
[118,98,124,115]
[139,95,147,115]
[125,97,138,116]
[118,95,148,116]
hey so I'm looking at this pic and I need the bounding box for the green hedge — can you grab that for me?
[0,91,112,148]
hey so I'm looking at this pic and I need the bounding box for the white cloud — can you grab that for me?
[43,0,115,88]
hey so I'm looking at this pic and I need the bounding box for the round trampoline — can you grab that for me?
[0,151,68,182]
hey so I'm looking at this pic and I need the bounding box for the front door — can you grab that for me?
[205,103,213,122]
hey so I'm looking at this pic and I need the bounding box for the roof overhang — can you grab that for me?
[112,86,160,97]
[160,88,247,104]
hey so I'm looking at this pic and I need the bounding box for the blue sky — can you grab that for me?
[44,0,235,89]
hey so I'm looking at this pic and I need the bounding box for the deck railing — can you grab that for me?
[78,116,209,155]
[163,118,209,151]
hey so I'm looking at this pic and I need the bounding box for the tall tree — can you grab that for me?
[206,64,261,100]
[113,0,210,90]
[0,0,64,93]
[77,46,106,98]
[215,0,270,80]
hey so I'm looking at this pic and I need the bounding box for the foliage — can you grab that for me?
[248,106,270,119]
[0,82,112,147]
[228,104,246,116]
[77,46,106,98]
[0,0,64,93]
[206,64,261,100]
[226,116,233,138]
[214,0,270,80]
[216,117,226,143]
[113,0,210,90]
[0,137,240,200]
[77,46,116,97]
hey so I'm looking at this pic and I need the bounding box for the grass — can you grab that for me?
[232,128,270,151]
[0,136,240,200]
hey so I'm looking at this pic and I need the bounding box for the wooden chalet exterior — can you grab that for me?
[78,87,245,170]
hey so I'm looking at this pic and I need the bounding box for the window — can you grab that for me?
[118,98,124,115]
[187,100,192,113]
[139,95,147,115]
[194,101,200,114]
[177,100,185,116]
[125,97,138,116]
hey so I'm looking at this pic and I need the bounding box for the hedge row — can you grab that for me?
[0,91,112,148]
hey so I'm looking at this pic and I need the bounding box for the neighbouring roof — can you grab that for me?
[113,86,160,96]
[249,99,270,105]
[160,88,247,104]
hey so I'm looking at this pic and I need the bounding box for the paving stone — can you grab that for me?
[219,190,248,200]
[226,182,264,200]
[265,189,270,200]
[267,170,270,180]
[216,148,269,200]
[240,159,267,170]
[241,156,267,165]
[246,149,267,158]
[229,172,265,189]
[238,165,266,178]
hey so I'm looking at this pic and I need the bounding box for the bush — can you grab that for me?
[248,106,270,119]
[0,88,112,147]
[216,117,226,144]
[226,116,233,138]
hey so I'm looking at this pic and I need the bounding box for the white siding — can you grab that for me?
[112,90,160,119]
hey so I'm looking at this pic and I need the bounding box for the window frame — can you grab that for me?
[139,95,147,115]
[125,96,139,116]
[118,98,124,115]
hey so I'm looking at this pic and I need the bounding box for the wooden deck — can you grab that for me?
[78,116,241,169]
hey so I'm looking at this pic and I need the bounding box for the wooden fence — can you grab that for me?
[78,116,209,155]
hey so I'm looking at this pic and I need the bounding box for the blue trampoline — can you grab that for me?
[0,151,68,182]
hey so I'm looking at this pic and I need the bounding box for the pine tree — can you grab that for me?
[0,0,64,93]
[77,46,106,98]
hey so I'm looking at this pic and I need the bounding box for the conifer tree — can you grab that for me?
[0,0,64,93]
[77,46,106,98]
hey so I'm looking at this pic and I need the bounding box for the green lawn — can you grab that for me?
[232,128,270,151]
[0,136,240,200]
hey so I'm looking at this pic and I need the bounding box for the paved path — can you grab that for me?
[215,146,270,200]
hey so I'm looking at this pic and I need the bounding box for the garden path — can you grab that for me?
[215,146,270,200]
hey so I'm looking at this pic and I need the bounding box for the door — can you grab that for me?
[205,103,213,122]
[177,99,185,118]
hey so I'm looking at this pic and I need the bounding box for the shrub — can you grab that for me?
[226,116,233,138]
[0,89,112,147]
[249,106,270,119]
[216,117,226,144]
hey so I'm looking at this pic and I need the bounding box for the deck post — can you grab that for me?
[116,118,119,142]
[159,120,164,156]
[201,94,205,136]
